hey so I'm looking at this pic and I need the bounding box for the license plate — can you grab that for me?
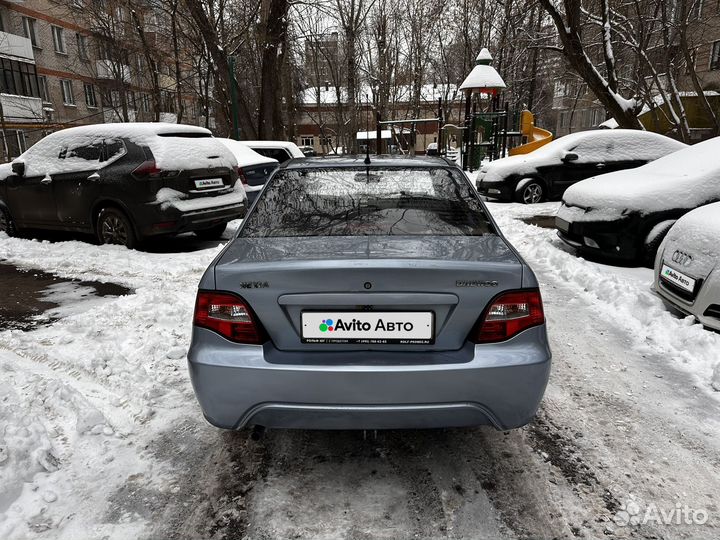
[194,178,224,189]
[301,311,434,344]
[555,217,570,233]
[660,263,696,293]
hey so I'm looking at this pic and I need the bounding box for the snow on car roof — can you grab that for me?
[480,129,686,184]
[563,135,720,213]
[14,123,236,177]
[242,140,305,158]
[216,138,278,167]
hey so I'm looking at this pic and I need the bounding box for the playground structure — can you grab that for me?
[365,48,554,166]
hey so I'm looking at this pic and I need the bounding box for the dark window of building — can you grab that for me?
[711,41,720,71]
[61,79,74,105]
[0,58,40,98]
[38,75,51,102]
[52,26,66,54]
[22,17,38,47]
[84,83,97,107]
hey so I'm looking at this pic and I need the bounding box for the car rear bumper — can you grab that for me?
[187,325,552,431]
[139,200,245,237]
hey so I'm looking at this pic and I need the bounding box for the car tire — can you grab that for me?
[194,223,227,240]
[515,179,545,204]
[0,206,17,236]
[96,207,137,249]
[642,221,675,268]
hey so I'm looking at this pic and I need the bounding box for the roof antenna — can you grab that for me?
[364,93,371,165]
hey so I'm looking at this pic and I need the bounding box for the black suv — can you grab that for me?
[0,123,245,248]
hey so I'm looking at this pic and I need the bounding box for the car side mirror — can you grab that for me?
[11,161,25,176]
[562,152,579,163]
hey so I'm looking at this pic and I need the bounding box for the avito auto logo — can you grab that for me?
[319,317,414,333]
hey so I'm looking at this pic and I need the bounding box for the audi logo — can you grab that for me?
[671,250,693,266]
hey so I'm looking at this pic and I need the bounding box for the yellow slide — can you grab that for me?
[509,110,553,156]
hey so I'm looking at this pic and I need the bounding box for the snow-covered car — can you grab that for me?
[298,145,317,157]
[477,130,686,204]
[188,156,551,431]
[653,202,720,331]
[243,140,305,165]
[556,136,720,265]
[0,123,244,249]
[217,138,278,205]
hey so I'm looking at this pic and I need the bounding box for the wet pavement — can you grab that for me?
[0,262,131,331]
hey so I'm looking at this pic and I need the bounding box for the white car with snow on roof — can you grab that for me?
[0,123,244,249]
[477,130,685,204]
[216,138,278,205]
[653,202,720,331]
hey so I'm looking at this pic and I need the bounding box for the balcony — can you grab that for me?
[0,31,35,63]
[0,93,43,122]
[96,60,131,83]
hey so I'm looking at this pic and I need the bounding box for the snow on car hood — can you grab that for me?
[563,136,720,215]
[477,154,539,183]
[660,202,720,276]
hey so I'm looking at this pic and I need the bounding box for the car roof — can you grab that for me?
[281,155,459,169]
[49,122,212,138]
[242,140,305,158]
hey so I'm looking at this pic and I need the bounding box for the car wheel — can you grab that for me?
[194,223,227,240]
[515,179,544,204]
[0,206,17,236]
[97,207,137,249]
[642,221,675,268]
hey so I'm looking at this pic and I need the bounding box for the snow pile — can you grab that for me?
[0,236,225,539]
[563,136,720,214]
[216,138,278,168]
[14,123,237,177]
[489,201,720,392]
[479,129,685,184]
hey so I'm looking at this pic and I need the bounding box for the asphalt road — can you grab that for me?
[141,261,720,540]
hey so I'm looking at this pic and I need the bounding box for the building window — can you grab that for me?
[52,26,67,54]
[2,130,27,159]
[301,136,314,147]
[559,111,569,129]
[61,79,75,105]
[710,41,720,71]
[38,76,50,102]
[77,34,89,60]
[22,17,38,48]
[0,58,40,97]
[139,93,150,112]
[84,83,97,107]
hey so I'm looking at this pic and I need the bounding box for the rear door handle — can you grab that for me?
[88,172,101,181]
[41,177,52,185]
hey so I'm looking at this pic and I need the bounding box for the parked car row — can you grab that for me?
[477,129,720,333]
[0,123,306,248]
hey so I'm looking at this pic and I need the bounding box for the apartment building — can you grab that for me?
[0,0,207,161]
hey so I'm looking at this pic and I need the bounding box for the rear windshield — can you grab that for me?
[240,167,495,237]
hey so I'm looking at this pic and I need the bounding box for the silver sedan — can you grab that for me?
[188,156,551,431]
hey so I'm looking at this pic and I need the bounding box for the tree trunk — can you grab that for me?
[258,0,290,139]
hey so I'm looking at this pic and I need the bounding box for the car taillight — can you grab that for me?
[235,167,248,185]
[193,291,266,344]
[471,289,545,343]
[132,159,162,179]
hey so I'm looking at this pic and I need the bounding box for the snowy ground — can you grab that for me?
[1,206,719,540]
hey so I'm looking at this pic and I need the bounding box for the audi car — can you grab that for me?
[0,123,245,248]
[477,130,685,204]
[188,156,552,431]
[556,136,720,265]
[653,203,720,331]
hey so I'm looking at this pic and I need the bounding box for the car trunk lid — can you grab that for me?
[214,235,522,353]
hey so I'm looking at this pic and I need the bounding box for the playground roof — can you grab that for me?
[459,64,506,93]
